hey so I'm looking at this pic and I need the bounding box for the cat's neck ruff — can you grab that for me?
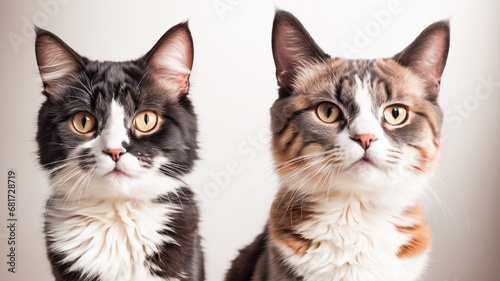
[46,199,179,281]
[46,172,186,281]
[271,171,431,281]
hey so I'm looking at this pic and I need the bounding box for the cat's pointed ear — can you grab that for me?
[143,22,193,96]
[393,20,450,96]
[272,10,328,89]
[35,28,83,97]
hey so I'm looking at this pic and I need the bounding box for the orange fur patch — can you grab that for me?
[396,204,432,259]
[269,188,315,256]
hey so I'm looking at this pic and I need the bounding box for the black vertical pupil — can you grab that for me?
[81,115,87,128]
[326,106,333,118]
[144,113,149,125]
[392,108,399,119]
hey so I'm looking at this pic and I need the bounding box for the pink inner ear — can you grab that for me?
[179,78,189,93]
[273,24,305,87]
[151,31,193,94]
[275,25,295,71]
[37,36,79,83]
[413,30,448,90]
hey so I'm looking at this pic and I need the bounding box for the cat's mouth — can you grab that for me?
[107,167,130,178]
[353,155,375,167]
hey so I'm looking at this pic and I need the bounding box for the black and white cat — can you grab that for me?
[35,22,204,281]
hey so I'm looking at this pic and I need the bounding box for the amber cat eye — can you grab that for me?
[72,112,96,134]
[383,105,408,125]
[316,102,340,123]
[133,111,158,133]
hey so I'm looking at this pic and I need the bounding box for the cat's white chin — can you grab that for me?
[344,167,385,187]
[106,167,130,178]
[102,168,133,189]
[349,156,377,170]
[89,170,181,201]
[343,155,382,179]
[50,154,181,201]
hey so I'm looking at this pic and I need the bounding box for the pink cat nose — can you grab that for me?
[104,148,126,162]
[354,134,377,151]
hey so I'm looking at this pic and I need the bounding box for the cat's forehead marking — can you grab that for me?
[100,100,129,150]
[293,58,377,95]
[353,75,375,119]
[349,74,382,137]
[300,58,409,106]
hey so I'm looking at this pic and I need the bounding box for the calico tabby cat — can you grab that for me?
[225,10,450,281]
[35,22,204,281]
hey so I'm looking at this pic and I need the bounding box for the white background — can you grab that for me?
[1,0,499,280]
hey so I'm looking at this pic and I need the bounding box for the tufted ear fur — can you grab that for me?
[143,22,194,96]
[35,28,84,99]
[272,10,329,90]
[393,20,450,97]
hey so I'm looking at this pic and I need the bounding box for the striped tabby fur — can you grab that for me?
[225,10,450,281]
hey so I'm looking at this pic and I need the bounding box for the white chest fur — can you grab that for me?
[277,195,429,281]
[46,198,177,281]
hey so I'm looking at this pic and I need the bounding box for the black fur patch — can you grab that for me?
[148,187,204,280]
[36,23,204,281]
